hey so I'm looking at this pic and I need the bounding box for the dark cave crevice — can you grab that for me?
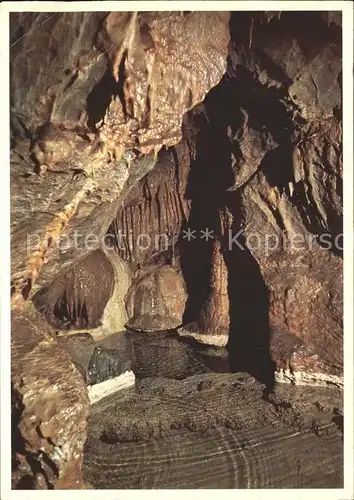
[223,193,275,390]
[86,68,119,132]
[179,91,275,390]
[208,66,297,147]
[260,142,295,193]
[116,49,129,121]
[180,100,234,324]
[224,238,275,392]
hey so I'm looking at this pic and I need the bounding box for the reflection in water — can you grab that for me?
[126,331,229,380]
[97,329,260,383]
[84,339,343,490]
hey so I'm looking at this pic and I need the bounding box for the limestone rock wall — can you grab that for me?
[121,12,343,379]
[125,265,187,331]
[107,143,191,266]
[226,12,343,379]
[10,11,230,489]
[11,305,89,489]
[10,10,343,490]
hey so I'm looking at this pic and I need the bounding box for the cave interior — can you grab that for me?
[9,10,345,490]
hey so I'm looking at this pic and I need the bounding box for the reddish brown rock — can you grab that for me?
[198,239,230,337]
[240,131,343,380]
[125,265,187,332]
[176,12,343,379]
[265,249,343,379]
[32,250,115,331]
[11,303,89,489]
[108,145,191,266]
[10,11,344,491]
[97,12,231,154]
[11,11,229,300]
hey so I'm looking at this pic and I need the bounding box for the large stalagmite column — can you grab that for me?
[198,237,230,338]
[179,205,233,346]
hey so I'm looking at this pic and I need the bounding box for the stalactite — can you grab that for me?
[32,250,114,330]
[106,145,191,266]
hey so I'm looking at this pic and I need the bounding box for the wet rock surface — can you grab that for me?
[104,8,343,379]
[11,9,229,482]
[32,249,115,330]
[171,12,342,379]
[57,332,132,386]
[96,11,230,154]
[11,11,229,298]
[86,347,128,385]
[84,366,343,489]
[94,253,132,337]
[10,10,344,490]
[57,330,228,386]
[11,305,89,489]
[57,333,96,374]
[128,331,211,380]
[125,265,187,331]
[56,331,342,489]
[107,145,191,265]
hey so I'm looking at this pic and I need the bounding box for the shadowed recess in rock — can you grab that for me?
[86,69,120,132]
[225,239,275,391]
[32,250,114,330]
[10,10,344,490]
[180,95,234,327]
[179,87,275,388]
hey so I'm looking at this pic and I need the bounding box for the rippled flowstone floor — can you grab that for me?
[83,332,343,489]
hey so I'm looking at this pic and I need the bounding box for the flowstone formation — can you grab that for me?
[10,11,230,489]
[10,10,343,490]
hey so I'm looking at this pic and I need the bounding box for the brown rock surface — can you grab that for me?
[11,304,89,489]
[11,11,229,299]
[32,249,115,330]
[185,238,230,340]
[108,144,191,266]
[57,333,96,377]
[10,10,344,490]
[10,11,230,489]
[125,265,187,331]
[84,372,343,488]
[97,12,230,154]
[176,12,343,380]
[239,131,343,378]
